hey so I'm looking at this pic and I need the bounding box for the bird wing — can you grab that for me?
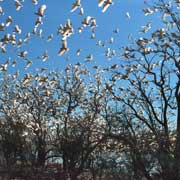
[102,3,110,12]
[98,0,105,7]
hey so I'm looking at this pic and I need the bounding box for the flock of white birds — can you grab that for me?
[0,0,159,75]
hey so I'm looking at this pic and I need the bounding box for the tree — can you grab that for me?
[0,0,179,179]
[106,0,180,179]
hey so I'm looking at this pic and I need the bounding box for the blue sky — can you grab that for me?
[0,0,162,76]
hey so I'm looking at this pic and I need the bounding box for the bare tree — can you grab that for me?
[106,0,180,179]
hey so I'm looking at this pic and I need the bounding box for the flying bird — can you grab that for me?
[0,6,4,15]
[17,38,23,48]
[0,64,8,71]
[82,16,91,27]
[85,54,93,61]
[12,60,17,67]
[76,49,81,56]
[79,7,84,16]
[38,50,49,61]
[18,50,28,58]
[78,26,83,33]
[6,16,13,27]
[35,17,43,27]
[0,23,5,31]
[102,0,113,13]
[47,34,53,41]
[113,28,120,33]
[109,37,114,44]
[32,0,38,5]
[24,32,31,42]
[71,0,81,13]
[14,0,23,11]
[22,74,32,84]
[13,25,21,34]
[24,58,33,69]
[105,48,111,58]
[90,18,97,29]
[64,19,73,36]
[10,34,16,45]
[0,60,9,71]
[126,12,131,19]
[58,19,74,40]
[35,4,47,17]
[58,39,69,56]
[1,45,6,53]
[139,21,152,33]
[91,32,96,39]
[143,8,154,16]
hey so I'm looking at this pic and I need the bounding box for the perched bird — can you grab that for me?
[35,4,46,17]
[14,0,23,11]
[102,0,113,13]
[71,0,81,13]
[58,39,69,56]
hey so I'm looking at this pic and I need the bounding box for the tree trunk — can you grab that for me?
[174,95,180,179]
[37,147,46,166]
